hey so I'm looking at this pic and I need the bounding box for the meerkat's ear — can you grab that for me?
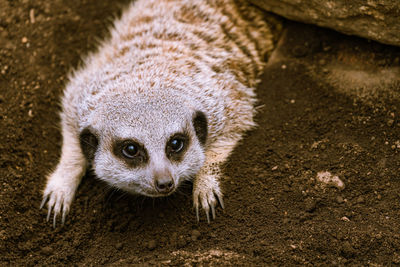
[192,111,207,146]
[79,127,99,162]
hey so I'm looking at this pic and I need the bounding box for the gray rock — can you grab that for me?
[249,0,400,47]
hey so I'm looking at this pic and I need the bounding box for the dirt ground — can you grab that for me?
[1,0,400,266]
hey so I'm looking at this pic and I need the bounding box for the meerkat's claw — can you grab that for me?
[40,194,48,210]
[216,193,225,210]
[41,191,66,228]
[41,172,77,228]
[211,205,216,220]
[193,180,223,223]
[42,193,70,228]
[62,208,68,225]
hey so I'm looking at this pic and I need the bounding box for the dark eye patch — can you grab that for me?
[192,111,207,146]
[113,139,148,167]
[79,127,99,163]
[166,133,190,162]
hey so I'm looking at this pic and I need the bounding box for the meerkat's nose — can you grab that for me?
[153,166,175,193]
[155,176,175,193]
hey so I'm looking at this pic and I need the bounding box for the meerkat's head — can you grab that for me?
[78,92,207,197]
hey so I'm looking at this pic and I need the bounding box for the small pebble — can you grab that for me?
[304,198,316,212]
[191,230,201,241]
[147,240,157,250]
[115,242,123,250]
[41,246,53,255]
[387,119,394,127]
[341,216,350,222]
[356,196,365,204]
[375,232,383,240]
[316,171,345,190]
[336,196,344,204]
[21,37,28,43]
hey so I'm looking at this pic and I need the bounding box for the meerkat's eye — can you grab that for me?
[169,138,184,152]
[113,139,148,166]
[166,134,189,160]
[122,143,139,158]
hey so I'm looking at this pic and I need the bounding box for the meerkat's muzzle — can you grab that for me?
[153,168,175,194]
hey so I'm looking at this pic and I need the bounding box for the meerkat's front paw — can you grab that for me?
[193,174,224,223]
[40,171,78,228]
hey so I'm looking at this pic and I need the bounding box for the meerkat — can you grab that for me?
[40,0,276,227]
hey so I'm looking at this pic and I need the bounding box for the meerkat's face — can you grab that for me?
[79,98,207,197]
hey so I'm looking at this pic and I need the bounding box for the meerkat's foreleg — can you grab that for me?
[193,137,240,223]
[40,119,86,227]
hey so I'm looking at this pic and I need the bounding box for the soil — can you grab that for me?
[1,0,400,266]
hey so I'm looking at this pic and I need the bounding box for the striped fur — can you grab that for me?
[42,0,277,226]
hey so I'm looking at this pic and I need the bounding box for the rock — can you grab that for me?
[316,171,345,190]
[341,216,350,222]
[249,0,400,47]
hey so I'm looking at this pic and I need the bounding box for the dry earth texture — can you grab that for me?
[1,0,400,265]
